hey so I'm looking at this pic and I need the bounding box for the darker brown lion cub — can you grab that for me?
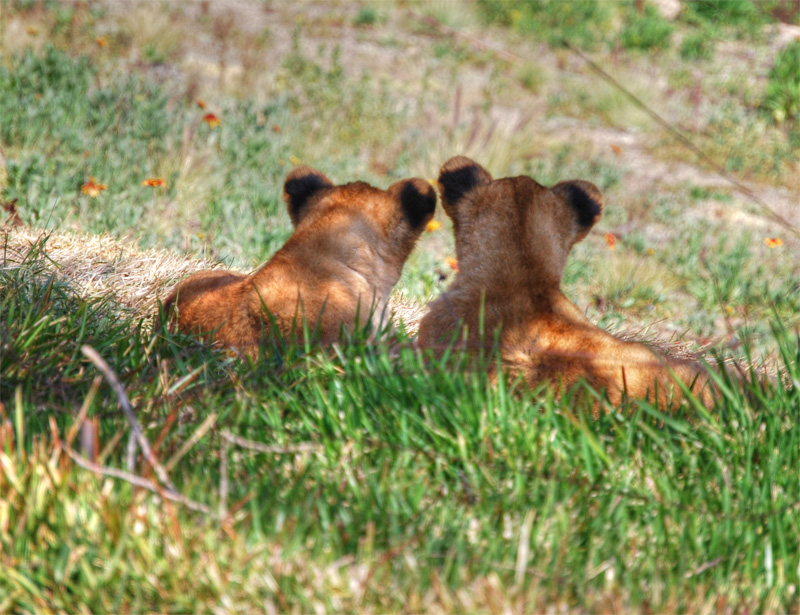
[418,156,713,412]
[162,166,436,354]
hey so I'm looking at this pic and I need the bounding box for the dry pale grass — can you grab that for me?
[0,225,425,331]
[1,226,225,317]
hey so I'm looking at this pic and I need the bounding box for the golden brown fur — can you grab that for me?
[418,156,713,412]
[161,166,436,354]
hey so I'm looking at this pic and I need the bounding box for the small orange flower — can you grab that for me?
[196,99,207,109]
[445,257,459,272]
[202,113,221,128]
[610,143,623,155]
[96,36,108,48]
[647,248,654,255]
[289,155,302,165]
[81,178,108,198]
[426,220,442,233]
[142,178,166,187]
[764,237,783,248]
[605,233,616,250]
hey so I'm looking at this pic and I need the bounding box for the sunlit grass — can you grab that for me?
[1,0,800,611]
[594,247,682,311]
[2,247,800,611]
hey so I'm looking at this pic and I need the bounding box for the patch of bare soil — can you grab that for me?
[560,123,799,233]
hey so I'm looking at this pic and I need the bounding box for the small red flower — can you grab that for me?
[196,99,207,109]
[81,178,108,197]
[96,36,108,48]
[445,257,459,272]
[202,113,221,128]
[605,233,616,250]
[764,237,783,248]
[142,178,166,187]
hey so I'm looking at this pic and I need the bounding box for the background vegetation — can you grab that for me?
[1,0,799,612]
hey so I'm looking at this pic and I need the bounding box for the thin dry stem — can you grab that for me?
[164,411,218,472]
[63,443,213,516]
[81,345,178,494]
[220,430,320,455]
[219,436,229,519]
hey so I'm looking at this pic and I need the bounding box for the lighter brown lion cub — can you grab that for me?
[162,166,436,354]
[418,156,713,411]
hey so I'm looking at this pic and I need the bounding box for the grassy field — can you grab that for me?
[2,0,800,612]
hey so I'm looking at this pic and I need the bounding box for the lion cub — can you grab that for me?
[418,156,713,411]
[162,166,436,353]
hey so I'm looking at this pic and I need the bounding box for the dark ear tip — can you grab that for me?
[439,156,480,176]
[283,167,334,225]
[572,181,604,209]
[405,177,437,204]
[391,178,437,230]
[552,180,603,228]
[437,157,492,207]
[282,166,333,195]
[284,165,317,182]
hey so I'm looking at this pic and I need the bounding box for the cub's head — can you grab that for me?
[437,156,603,289]
[282,165,437,280]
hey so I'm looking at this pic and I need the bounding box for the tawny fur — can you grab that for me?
[161,166,435,354]
[418,156,713,412]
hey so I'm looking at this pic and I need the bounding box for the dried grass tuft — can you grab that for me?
[1,226,225,317]
[0,226,427,330]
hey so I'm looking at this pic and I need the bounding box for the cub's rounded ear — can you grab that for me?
[388,178,437,230]
[551,180,603,230]
[437,156,492,220]
[283,166,334,226]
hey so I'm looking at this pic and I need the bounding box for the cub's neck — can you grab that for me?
[446,280,591,335]
[260,229,401,305]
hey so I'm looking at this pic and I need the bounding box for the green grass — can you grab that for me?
[682,0,770,38]
[354,6,382,27]
[476,0,779,52]
[2,237,800,612]
[763,41,800,124]
[476,0,613,50]
[0,39,414,268]
[680,26,717,61]
[2,1,800,612]
[619,4,674,52]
